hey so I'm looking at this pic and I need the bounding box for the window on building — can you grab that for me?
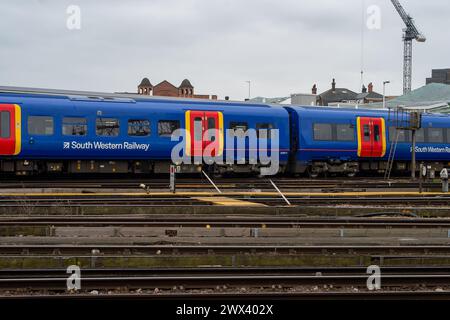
[0,111,10,138]
[229,122,248,138]
[313,123,333,141]
[96,118,119,136]
[28,116,54,135]
[256,123,274,139]
[427,128,444,143]
[158,120,180,137]
[63,117,87,136]
[389,127,408,142]
[128,119,150,136]
[336,124,354,141]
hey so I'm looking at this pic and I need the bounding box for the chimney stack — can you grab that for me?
[368,82,373,93]
[362,85,367,93]
[331,78,336,91]
[312,84,317,95]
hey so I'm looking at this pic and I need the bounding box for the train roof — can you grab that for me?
[2,86,449,121]
[287,105,450,118]
[0,86,285,110]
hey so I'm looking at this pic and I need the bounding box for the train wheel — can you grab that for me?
[213,173,223,179]
[307,167,319,179]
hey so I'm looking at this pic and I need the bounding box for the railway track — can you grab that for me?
[0,177,441,191]
[0,215,450,228]
[0,266,450,291]
[3,291,450,300]
[1,194,450,207]
[2,266,450,277]
[1,244,450,255]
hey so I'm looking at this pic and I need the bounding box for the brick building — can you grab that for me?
[137,78,217,100]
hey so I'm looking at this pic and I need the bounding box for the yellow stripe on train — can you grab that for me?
[13,104,21,155]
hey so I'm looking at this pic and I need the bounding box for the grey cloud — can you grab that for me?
[0,0,448,100]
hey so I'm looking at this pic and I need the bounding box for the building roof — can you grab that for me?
[138,77,152,87]
[368,83,450,111]
[318,88,358,105]
[356,91,383,100]
[154,80,178,89]
[249,96,290,104]
[179,79,193,88]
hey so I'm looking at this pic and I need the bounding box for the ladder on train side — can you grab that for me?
[384,130,400,180]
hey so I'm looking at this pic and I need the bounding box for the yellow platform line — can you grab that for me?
[191,196,267,207]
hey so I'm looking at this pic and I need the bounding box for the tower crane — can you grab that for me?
[390,0,426,94]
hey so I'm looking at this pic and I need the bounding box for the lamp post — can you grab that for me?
[246,81,251,100]
[383,81,390,109]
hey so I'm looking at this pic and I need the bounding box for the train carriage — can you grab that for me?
[287,106,450,177]
[2,86,450,177]
[0,88,290,175]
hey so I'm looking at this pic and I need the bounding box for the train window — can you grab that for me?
[229,122,248,138]
[313,123,332,141]
[229,122,248,131]
[256,123,274,139]
[336,124,354,141]
[63,117,87,136]
[128,119,150,136]
[373,125,380,142]
[96,118,119,137]
[427,128,444,143]
[447,129,450,144]
[194,117,202,141]
[28,116,54,136]
[363,125,370,142]
[158,120,180,137]
[389,127,408,142]
[207,118,216,141]
[0,111,10,138]
[415,128,425,143]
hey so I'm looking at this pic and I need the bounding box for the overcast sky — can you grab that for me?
[0,0,448,100]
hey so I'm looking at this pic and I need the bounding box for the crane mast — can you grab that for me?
[390,0,426,94]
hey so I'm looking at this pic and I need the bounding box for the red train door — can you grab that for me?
[0,104,17,156]
[203,111,220,157]
[357,117,386,158]
[186,110,223,158]
[189,111,204,157]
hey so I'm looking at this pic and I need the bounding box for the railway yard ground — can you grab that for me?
[2,176,450,303]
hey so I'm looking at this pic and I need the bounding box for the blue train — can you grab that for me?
[0,86,449,176]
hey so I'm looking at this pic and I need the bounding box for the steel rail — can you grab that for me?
[1,244,450,255]
[1,273,450,290]
[2,291,450,300]
[2,266,450,278]
[0,216,450,228]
